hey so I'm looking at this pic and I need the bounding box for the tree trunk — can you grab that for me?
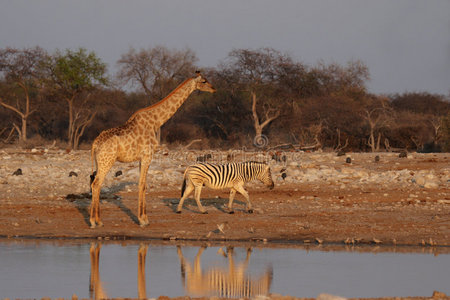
[250,91,280,147]
[73,111,97,150]
[67,96,75,149]
[21,117,27,142]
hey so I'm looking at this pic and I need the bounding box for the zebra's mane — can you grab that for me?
[197,161,267,166]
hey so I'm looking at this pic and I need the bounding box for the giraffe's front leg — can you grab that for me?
[138,158,151,226]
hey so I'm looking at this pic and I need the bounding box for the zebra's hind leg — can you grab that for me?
[177,181,194,213]
[235,184,253,213]
[227,188,237,214]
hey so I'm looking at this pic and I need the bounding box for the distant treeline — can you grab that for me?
[0,46,449,152]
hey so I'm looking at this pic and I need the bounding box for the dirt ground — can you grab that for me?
[0,150,449,300]
[0,152,448,249]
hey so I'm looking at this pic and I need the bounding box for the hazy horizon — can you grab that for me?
[1,0,449,95]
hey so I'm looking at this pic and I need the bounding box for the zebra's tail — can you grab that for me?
[181,178,187,198]
[181,168,190,198]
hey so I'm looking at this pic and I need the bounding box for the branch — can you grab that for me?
[0,98,25,118]
[260,109,280,129]
[12,123,21,137]
[183,139,202,149]
[2,127,16,143]
[73,111,97,149]
[251,91,260,126]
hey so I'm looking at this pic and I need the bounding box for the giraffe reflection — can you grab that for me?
[177,246,273,298]
[89,243,148,300]
[89,243,107,300]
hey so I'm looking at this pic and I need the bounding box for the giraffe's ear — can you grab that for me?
[195,70,202,77]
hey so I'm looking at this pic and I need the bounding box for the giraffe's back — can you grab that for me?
[93,122,156,163]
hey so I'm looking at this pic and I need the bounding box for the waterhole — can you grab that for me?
[0,240,448,299]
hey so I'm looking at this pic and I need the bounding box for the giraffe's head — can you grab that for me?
[193,71,216,93]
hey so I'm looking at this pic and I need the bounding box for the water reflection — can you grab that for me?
[0,240,449,299]
[89,243,149,299]
[88,243,272,299]
[177,246,272,298]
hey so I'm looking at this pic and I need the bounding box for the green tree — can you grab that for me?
[45,48,108,149]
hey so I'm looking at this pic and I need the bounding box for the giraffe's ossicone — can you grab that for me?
[89,72,216,228]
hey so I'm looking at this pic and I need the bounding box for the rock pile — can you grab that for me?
[0,148,448,201]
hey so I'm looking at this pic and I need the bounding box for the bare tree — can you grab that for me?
[117,46,198,104]
[117,46,198,142]
[251,91,280,140]
[428,116,443,148]
[218,48,294,145]
[362,97,392,152]
[0,47,48,142]
[312,59,370,98]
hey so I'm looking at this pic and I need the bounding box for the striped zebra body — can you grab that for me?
[177,161,274,214]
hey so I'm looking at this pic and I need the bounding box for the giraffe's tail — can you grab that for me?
[90,141,98,186]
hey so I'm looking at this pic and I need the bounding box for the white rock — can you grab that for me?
[415,176,426,186]
[424,181,439,189]
[288,161,299,167]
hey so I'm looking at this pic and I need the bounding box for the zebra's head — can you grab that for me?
[260,164,275,190]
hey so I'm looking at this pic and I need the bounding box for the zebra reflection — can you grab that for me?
[177,246,273,298]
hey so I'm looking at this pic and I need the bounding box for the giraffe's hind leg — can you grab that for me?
[90,155,115,228]
[90,173,105,228]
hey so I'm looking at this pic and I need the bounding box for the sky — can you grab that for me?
[1,0,449,95]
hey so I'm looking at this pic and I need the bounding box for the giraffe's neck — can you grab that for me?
[131,78,196,129]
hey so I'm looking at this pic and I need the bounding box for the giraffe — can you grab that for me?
[89,71,215,228]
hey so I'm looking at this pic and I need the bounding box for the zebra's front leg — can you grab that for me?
[235,185,253,213]
[227,188,237,214]
[194,185,207,214]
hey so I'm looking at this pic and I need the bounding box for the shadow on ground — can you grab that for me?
[65,181,138,226]
[163,197,247,214]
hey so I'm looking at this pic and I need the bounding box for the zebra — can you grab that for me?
[177,161,274,214]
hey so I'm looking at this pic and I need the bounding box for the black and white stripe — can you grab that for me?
[177,161,274,214]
